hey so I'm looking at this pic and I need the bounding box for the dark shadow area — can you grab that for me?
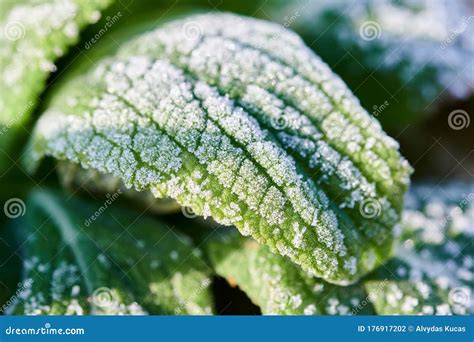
[212,276,261,315]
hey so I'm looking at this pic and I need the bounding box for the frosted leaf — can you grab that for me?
[0,0,112,171]
[205,231,373,315]
[10,189,213,315]
[26,14,412,284]
[272,0,474,127]
[364,183,474,315]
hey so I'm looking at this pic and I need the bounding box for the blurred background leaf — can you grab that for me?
[7,189,213,315]
[266,0,474,129]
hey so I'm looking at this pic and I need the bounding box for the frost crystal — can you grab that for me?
[206,232,372,315]
[0,0,111,127]
[365,183,474,315]
[28,13,412,284]
[11,190,214,316]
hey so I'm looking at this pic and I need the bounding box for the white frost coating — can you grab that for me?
[29,14,413,284]
[216,237,369,315]
[367,183,474,315]
[1,0,78,87]
[285,0,473,102]
[304,304,316,315]
[242,85,382,213]
[0,0,109,123]
[116,13,410,256]
[120,13,411,196]
[32,57,356,278]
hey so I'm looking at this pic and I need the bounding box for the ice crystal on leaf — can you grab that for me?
[272,0,474,127]
[26,14,412,284]
[0,0,112,171]
[204,231,373,315]
[9,189,213,315]
[204,183,473,316]
[365,183,474,315]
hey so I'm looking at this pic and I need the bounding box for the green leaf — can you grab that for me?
[26,13,412,284]
[270,0,474,128]
[0,0,113,171]
[58,161,181,215]
[8,189,213,315]
[205,230,374,315]
[364,183,473,315]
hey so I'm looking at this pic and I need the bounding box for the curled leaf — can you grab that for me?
[27,14,412,284]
